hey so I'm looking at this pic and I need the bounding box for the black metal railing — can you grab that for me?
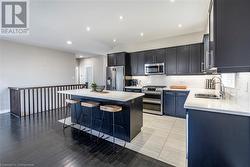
[9,84,87,117]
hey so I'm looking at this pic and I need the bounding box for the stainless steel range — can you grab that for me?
[142,85,166,115]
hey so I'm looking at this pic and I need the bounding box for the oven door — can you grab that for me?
[145,63,164,75]
[143,93,163,115]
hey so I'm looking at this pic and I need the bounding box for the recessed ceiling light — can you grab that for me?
[170,0,175,2]
[66,41,72,45]
[86,26,91,31]
[79,56,83,58]
[178,24,182,28]
[113,39,117,42]
[119,16,124,20]
[140,32,144,37]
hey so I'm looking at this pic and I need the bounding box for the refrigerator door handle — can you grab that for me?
[114,69,117,90]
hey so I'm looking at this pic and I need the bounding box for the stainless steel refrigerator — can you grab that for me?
[106,66,125,91]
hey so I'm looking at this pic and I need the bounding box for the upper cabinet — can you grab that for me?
[108,43,204,76]
[189,43,203,74]
[130,51,145,76]
[175,43,203,75]
[107,52,131,75]
[107,52,128,66]
[177,45,190,74]
[211,0,250,72]
[144,49,165,64]
[166,47,177,75]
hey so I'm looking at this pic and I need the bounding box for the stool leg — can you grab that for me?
[90,108,93,139]
[97,110,105,141]
[113,112,115,150]
[63,104,69,129]
[78,106,85,134]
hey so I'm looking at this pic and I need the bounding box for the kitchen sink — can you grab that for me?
[195,93,221,99]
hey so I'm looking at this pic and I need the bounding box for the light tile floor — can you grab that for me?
[59,113,187,167]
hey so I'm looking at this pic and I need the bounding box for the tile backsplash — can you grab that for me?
[131,75,217,89]
[224,72,250,97]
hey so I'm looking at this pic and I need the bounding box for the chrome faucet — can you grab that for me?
[211,76,225,99]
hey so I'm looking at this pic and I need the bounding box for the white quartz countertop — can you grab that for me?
[124,86,143,89]
[163,88,190,92]
[58,89,144,102]
[184,89,250,117]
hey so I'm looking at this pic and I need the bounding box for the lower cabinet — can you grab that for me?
[163,90,189,118]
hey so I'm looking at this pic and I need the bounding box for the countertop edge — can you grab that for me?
[184,89,250,117]
[58,90,145,102]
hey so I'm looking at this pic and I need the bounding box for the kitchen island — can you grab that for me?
[58,89,144,142]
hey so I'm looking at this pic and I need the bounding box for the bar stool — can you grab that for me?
[79,101,100,137]
[63,99,79,129]
[99,105,126,148]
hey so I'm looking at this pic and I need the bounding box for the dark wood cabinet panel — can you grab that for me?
[213,0,250,72]
[143,49,165,64]
[163,91,189,118]
[166,47,177,75]
[175,92,188,118]
[137,52,145,76]
[107,54,116,66]
[115,53,126,66]
[109,43,204,76]
[188,109,250,167]
[130,53,138,76]
[164,91,176,116]
[189,44,202,74]
[144,50,154,64]
[154,49,165,63]
[107,52,127,66]
[129,52,144,76]
[177,46,190,74]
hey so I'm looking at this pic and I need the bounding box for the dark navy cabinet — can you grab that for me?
[164,91,176,116]
[175,92,188,118]
[163,90,189,118]
[129,51,145,76]
[166,47,177,75]
[109,43,204,76]
[177,46,190,74]
[211,0,250,72]
[187,109,250,167]
[107,52,128,66]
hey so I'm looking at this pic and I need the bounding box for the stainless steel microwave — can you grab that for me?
[145,63,165,75]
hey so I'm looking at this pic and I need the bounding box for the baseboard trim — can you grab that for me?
[0,109,10,114]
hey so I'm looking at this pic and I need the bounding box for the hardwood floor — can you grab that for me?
[0,110,173,167]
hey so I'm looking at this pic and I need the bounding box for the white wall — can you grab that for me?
[109,31,204,53]
[0,40,76,113]
[79,55,107,86]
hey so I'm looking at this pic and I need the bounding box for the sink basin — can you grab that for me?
[195,93,221,99]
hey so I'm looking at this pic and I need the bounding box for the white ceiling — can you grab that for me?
[1,0,210,56]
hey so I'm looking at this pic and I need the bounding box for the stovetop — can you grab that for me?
[142,85,166,93]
